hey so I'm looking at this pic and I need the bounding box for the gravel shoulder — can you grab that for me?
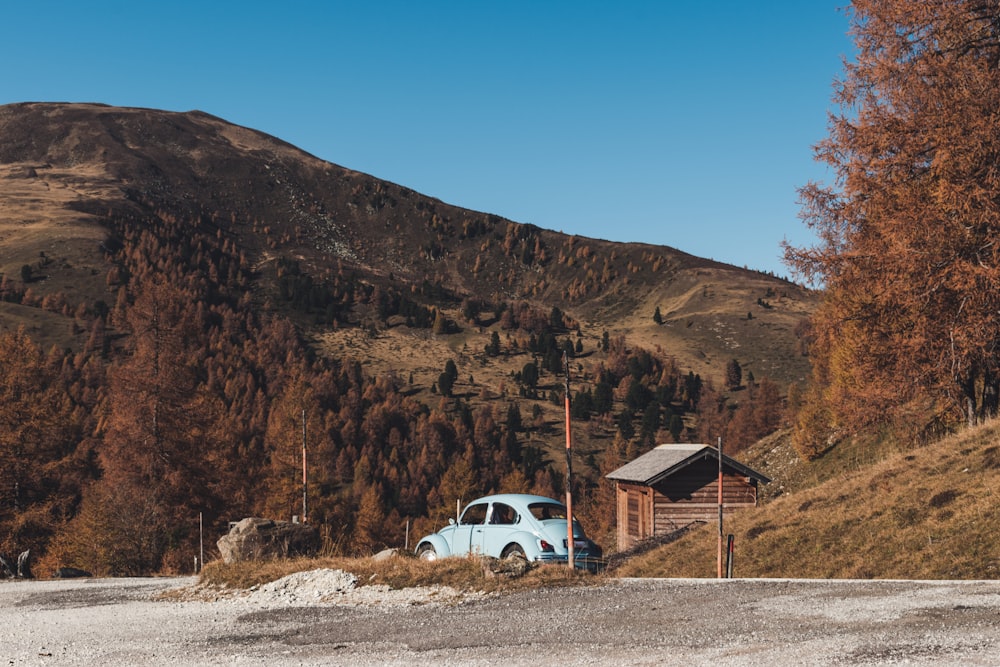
[2,574,999,666]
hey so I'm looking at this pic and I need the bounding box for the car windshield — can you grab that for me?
[528,502,568,521]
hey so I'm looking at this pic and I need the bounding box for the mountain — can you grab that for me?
[0,102,818,572]
[0,102,814,385]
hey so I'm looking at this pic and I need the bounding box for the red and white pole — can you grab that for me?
[564,351,574,570]
[717,436,723,578]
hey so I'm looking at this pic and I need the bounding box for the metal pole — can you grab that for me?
[302,408,308,523]
[717,436,723,579]
[564,351,574,570]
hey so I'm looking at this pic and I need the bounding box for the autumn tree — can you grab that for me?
[260,369,327,522]
[96,279,229,572]
[353,485,389,555]
[0,329,82,557]
[786,1,1000,445]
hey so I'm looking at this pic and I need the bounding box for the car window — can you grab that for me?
[528,502,567,521]
[460,503,488,525]
[489,502,517,525]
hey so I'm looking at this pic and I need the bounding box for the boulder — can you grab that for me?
[16,550,32,579]
[217,517,320,564]
[0,554,13,578]
[481,553,531,579]
[53,567,93,579]
[0,551,35,578]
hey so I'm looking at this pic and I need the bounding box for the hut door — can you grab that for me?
[627,488,650,541]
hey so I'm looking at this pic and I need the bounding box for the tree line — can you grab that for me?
[0,202,788,574]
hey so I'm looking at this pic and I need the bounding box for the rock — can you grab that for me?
[216,517,320,564]
[16,550,32,579]
[0,551,35,578]
[0,554,13,578]
[54,567,93,579]
[372,548,399,562]
[481,554,531,579]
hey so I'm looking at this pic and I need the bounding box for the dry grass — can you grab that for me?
[199,553,600,594]
[615,421,1000,580]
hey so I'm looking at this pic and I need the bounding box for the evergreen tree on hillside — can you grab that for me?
[725,359,742,390]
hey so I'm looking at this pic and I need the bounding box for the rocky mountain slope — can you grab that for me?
[0,102,815,392]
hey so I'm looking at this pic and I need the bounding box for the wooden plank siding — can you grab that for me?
[616,458,759,549]
[616,481,652,550]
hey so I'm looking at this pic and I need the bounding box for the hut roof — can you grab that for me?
[605,444,771,486]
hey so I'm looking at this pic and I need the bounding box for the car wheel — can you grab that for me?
[417,544,438,561]
[501,544,525,560]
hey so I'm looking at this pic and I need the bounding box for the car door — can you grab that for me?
[450,502,488,555]
[482,501,520,557]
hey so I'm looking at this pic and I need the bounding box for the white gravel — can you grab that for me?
[2,574,999,666]
[235,568,483,608]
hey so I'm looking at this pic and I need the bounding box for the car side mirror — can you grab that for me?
[448,518,456,526]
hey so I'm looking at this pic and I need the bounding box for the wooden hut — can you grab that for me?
[606,444,770,550]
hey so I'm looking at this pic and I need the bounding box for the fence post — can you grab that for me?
[726,534,735,578]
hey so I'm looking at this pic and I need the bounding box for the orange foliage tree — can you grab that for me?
[0,329,85,557]
[95,279,232,572]
[786,1,1000,453]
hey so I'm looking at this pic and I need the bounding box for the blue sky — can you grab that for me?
[1,1,852,278]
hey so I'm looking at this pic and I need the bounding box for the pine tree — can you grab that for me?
[725,359,742,390]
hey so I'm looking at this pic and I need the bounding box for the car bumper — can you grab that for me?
[533,553,605,572]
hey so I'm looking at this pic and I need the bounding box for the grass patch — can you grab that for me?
[614,420,1000,580]
[199,552,600,594]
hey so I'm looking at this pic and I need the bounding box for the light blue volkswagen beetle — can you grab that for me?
[414,493,603,570]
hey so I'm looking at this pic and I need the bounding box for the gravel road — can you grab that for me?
[3,574,999,666]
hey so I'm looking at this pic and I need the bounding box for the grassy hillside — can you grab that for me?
[614,421,1000,579]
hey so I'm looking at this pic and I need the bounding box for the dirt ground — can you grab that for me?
[2,575,999,666]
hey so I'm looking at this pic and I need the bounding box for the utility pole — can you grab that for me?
[563,351,574,569]
[302,408,308,523]
[717,436,723,578]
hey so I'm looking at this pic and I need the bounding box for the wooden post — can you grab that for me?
[717,436,723,579]
[564,351,574,570]
[199,511,204,574]
[302,408,308,524]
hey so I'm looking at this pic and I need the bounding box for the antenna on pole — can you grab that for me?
[563,350,575,570]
